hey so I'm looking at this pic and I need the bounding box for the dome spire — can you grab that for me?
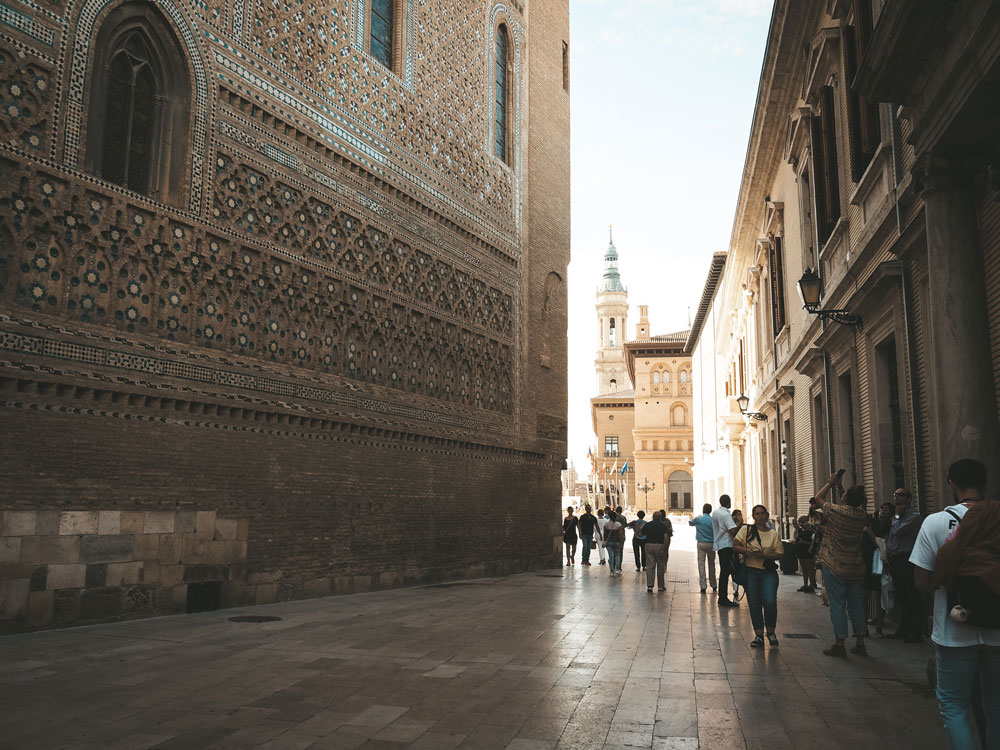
[600,226,625,292]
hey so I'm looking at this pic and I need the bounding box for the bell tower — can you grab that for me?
[595,227,628,395]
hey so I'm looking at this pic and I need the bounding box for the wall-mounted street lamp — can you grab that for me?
[797,267,862,328]
[737,394,768,421]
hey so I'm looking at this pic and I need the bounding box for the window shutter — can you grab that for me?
[810,115,830,245]
[844,25,866,183]
[820,86,841,237]
[854,0,881,156]
[769,237,786,337]
[844,6,880,183]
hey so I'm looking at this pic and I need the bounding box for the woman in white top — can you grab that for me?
[733,505,784,648]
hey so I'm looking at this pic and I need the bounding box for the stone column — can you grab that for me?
[920,154,1000,495]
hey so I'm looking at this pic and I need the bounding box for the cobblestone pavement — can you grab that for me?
[0,527,947,749]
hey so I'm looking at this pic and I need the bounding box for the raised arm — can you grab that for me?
[815,472,843,504]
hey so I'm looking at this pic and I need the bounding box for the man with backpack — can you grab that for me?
[911,458,1000,750]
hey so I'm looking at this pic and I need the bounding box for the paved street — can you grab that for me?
[0,527,946,750]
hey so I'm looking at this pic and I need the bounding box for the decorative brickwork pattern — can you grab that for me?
[0,164,514,413]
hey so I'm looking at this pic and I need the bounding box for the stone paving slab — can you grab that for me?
[0,528,947,749]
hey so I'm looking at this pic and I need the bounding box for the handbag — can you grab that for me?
[731,550,748,586]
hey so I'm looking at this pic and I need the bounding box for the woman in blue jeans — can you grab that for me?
[603,511,624,577]
[733,505,783,647]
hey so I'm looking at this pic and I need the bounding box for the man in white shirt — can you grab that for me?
[596,509,609,565]
[911,458,999,749]
[712,494,739,607]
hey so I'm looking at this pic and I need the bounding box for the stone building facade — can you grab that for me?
[625,323,694,516]
[0,0,570,631]
[589,239,694,515]
[690,0,1000,528]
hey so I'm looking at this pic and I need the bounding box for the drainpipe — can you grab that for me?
[824,348,837,495]
[889,104,927,511]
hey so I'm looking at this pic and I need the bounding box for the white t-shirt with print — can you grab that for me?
[909,503,1000,648]
[712,507,736,551]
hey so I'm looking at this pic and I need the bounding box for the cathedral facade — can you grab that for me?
[0,0,570,630]
[589,237,694,515]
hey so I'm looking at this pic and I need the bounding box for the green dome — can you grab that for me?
[600,235,625,292]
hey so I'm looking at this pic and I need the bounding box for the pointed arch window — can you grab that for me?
[495,25,509,164]
[85,3,190,205]
[101,35,156,193]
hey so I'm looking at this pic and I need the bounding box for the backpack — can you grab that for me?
[944,509,1000,629]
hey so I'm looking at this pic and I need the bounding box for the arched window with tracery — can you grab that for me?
[680,369,689,384]
[495,24,510,164]
[652,371,660,385]
[85,3,190,205]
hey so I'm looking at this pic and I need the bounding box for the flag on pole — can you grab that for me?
[621,459,629,476]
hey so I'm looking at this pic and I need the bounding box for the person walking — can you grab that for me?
[885,487,924,642]
[814,472,870,657]
[596,508,608,565]
[793,515,817,592]
[733,505,783,647]
[713,495,739,607]
[628,510,648,571]
[912,458,1000,750]
[864,502,894,637]
[689,504,717,594]
[562,507,579,566]
[604,511,624,577]
[579,505,598,566]
[641,510,672,592]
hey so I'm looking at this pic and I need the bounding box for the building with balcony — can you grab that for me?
[691,0,1000,527]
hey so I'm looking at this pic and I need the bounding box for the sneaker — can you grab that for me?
[700,588,707,594]
[767,634,779,647]
[712,586,718,592]
[850,643,868,656]
[823,644,847,658]
[599,560,606,565]
[658,587,666,591]
[750,635,764,648]
[647,587,653,593]
[718,599,738,608]
[797,586,809,592]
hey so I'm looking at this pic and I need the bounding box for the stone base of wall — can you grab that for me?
[1,508,562,633]
[0,509,248,633]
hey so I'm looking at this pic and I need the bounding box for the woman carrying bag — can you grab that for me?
[733,505,784,648]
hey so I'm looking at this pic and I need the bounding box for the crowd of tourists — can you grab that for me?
[562,504,674,592]
[564,456,999,750]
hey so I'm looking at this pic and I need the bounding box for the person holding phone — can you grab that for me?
[814,471,870,657]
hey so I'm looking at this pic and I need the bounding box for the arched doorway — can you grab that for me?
[668,470,693,511]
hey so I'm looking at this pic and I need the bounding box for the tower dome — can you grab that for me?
[601,227,625,292]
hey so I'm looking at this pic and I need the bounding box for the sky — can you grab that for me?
[565,0,774,474]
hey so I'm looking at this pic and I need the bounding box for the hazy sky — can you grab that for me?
[565,0,773,474]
